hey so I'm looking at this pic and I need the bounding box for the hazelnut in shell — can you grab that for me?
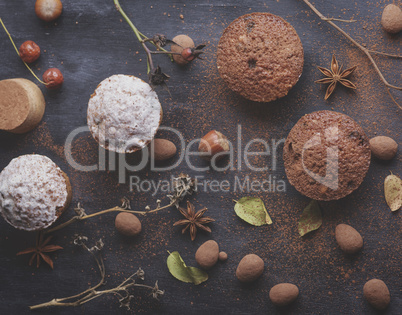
[198,130,230,161]
[35,0,63,22]
[115,212,142,237]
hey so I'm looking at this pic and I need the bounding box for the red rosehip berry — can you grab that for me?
[19,41,41,63]
[43,68,64,89]
[181,47,196,62]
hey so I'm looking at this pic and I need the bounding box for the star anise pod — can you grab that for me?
[173,201,214,241]
[16,232,63,269]
[315,55,357,100]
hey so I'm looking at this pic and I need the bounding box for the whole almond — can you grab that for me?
[369,136,398,160]
[150,139,177,161]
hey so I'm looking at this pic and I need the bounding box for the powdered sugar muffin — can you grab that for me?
[0,154,72,231]
[87,75,163,153]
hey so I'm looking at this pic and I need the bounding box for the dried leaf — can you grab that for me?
[234,197,273,226]
[167,251,208,285]
[384,174,401,212]
[298,200,322,236]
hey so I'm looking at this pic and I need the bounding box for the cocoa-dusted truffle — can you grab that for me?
[363,279,391,310]
[283,110,371,200]
[115,212,142,237]
[195,240,219,270]
[236,254,264,282]
[217,12,304,102]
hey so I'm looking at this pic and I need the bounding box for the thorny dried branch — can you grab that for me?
[29,236,164,310]
[44,174,197,234]
[301,0,402,109]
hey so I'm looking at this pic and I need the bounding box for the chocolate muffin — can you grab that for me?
[217,12,304,102]
[283,111,371,200]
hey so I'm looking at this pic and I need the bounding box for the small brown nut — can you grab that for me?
[236,254,264,283]
[19,41,41,63]
[150,139,177,161]
[381,4,402,34]
[115,212,142,237]
[335,224,363,254]
[35,0,63,22]
[269,283,299,306]
[43,68,64,89]
[171,34,195,66]
[369,136,398,160]
[218,251,228,261]
[363,279,390,310]
[198,130,230,161]
[195,240,219,270]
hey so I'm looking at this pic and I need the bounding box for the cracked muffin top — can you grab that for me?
[217,12,304,102]
[283,110,371,200]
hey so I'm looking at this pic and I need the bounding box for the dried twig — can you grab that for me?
[29,236,164,310]
[44,174,197,234]
[301,0,402,109]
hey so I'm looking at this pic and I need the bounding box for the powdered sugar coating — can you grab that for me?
[0,154,68,231]
[87,75,162,153]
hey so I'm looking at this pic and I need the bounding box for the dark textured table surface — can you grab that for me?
[0,0,401,314]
